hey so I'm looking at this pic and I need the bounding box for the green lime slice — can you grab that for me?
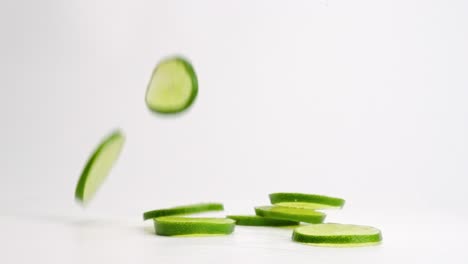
[292,223,382,247]
[154,217,235,236]
[145,56,198,114]
[255,206,326,224]
[227,215,299,227]
[75,130,125,204]
[269,193,345,209]
[143,203,224,220]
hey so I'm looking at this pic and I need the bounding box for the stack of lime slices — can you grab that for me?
[141,192,382,247]
[225,192,382,247]
[143,203,234,236]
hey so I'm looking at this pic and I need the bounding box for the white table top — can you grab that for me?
[2,208,466,264]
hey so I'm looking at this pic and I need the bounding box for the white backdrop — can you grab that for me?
[1,0,467,263]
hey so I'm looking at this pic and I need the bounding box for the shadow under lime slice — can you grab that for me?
[75,130,125,204]
[292,223,382,247]
[145,56,198,114]
[269,193,345,210]
[255,206,326,224]
[143,203,224,220]
[154,217,235,236]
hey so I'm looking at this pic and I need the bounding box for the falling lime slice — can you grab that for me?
[145,56,198,114]
[75,130,125,204]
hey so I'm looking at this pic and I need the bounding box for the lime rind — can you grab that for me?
[273,202,339,210]
[143,203,224,220]
[269,193,345,209]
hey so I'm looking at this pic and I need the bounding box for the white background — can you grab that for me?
[1,0,467,263]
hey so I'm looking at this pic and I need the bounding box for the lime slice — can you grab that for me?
[255,206,326,224]
[227,215,299,227]
[143,203,224,220]
[145,56,198,114]
[75,130,125,204]
[154,217,235,236]
[292,223,382,247]
[269,193,345,209]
